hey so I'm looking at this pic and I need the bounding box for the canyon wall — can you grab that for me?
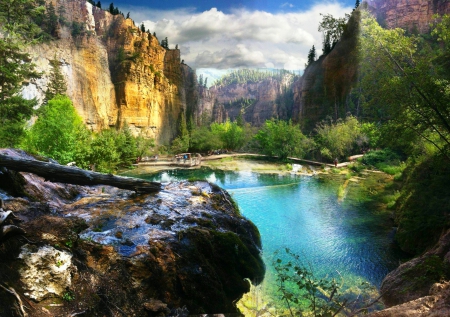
[367,0,450,33]
[198,74,296,126]
[292,10,360,132]
[23,0,196,144]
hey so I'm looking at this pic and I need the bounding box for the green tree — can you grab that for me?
[115,123,137,166]
[45,2,58,36]
[96,1,101,9]
[359,13,450,158]
[210,120,245,150]
[355,0,360,9]
[318,13,349,54]
[305,45,316,68]
[44,57,67,102]
[140,22,145,32]
[21,96,86,164]
[189,126,222,152]
[254,119,307,160]
[0,0,43,147]
[314,116,366,161]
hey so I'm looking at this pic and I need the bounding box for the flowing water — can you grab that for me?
[124,166,405,312]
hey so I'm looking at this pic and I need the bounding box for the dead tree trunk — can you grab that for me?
[0,154,161,193]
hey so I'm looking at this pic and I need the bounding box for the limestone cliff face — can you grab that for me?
[292,10,360,131]
[367,0,450,33]
[199,75,296,126]
[23,0,195,144]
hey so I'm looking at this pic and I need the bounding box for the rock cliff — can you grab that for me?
[292,10,360,132]
[23,0,197,144]
[367,229,450,316]
[367,0,450,33]
[198,74,296,126]
[0,149,264,316]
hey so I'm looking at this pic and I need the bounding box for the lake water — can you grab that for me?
[125,167,404,311]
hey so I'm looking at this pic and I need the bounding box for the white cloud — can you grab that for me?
[281,3,295,8]
[122,2,351,71]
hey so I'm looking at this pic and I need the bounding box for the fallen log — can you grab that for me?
[0,154,161,193]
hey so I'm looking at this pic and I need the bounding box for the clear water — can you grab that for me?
[124,167,403,299]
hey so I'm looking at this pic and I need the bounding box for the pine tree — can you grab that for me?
[126,12,130,19]
[306,45,316,68]
[322,34,332,55]
[0,0,41,147]
[140,22,145,32]
[46,2,58,37]
[45,57,67,103]
[96,1,101,8]
[355,0,360,8]
[109,2,114,14]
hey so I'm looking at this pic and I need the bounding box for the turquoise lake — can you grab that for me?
[124,167,405,305]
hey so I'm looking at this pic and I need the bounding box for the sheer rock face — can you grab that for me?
[199,76,295,126]
[0,149,264,316]
[367,0,450,33]
[23,0,196,144]
[292,11,360,131]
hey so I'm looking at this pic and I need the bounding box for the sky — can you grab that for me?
[114,0,355,82]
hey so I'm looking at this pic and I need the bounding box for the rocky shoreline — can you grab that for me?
[0,149,264,316]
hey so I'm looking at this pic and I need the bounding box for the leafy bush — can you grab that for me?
[22,95,86,164]
[254,119,309,160]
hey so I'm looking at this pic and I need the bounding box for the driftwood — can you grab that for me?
[0,154,161,193]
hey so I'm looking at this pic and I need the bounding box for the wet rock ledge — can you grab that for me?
[0,149,265,316]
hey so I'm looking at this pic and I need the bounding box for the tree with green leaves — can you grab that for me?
[254,119,308,159]
[140,22,145,32]
[313,115,366,161]
[359,12,450,159]
[109,2,114,14]
[318,13,349,54]
[96,1,101,9]
[355,0,360,9]
[21,95,86,164]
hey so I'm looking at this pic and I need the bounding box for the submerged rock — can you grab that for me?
[0,149,264,316]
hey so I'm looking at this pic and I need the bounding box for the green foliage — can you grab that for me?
[273,248,377,316]
[314,116,367,161]
[44,57,67,103]
[318,13,350,54]
[213,69,298,87]
[361,149,401,166]
[189,126,222,152]
[254,119,309,160]
[210,120,245,150]
[359,12,450,159]
[62,291,75,301]
[21,96,85,164]
[394,154,450,255]
[305,45,316,68]
[0,0,43,147]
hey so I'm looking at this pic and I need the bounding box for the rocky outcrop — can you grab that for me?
[23,0,197,144]
[369,282,450,317]
[199,74,296,126]
[292,10,360,132]
[366,229,450,316]
[0,149,264,316]
[367,0,450,33]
